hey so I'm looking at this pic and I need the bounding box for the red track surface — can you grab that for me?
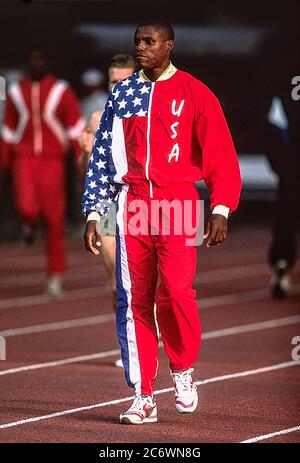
[0,224,299,443]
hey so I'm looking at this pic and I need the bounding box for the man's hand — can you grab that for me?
[84,220,102,255]
[203,214,228,248]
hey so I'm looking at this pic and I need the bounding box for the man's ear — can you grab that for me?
[167,40,174,53]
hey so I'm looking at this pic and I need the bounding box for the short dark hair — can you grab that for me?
[135,22,175,41]
[109,54,136,70]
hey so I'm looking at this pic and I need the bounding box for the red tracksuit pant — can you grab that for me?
[13,156,66,275]
[116,182,201,396]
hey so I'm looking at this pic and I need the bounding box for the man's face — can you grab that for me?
[134,26,173,70]
[28,50,48,81]
[108,67,135,91]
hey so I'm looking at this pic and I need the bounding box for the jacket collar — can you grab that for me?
[139,62,177,82]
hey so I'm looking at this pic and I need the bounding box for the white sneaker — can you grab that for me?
[22,223,37,246]
[115,358,123,368]
[120,395,157,424]
[171,368,198,413]
[271,260,290,299]
[46,275,63,299]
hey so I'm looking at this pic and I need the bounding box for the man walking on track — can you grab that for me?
[82,22,241,424]
[1,50,84,298]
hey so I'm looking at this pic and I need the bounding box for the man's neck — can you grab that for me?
[143,61,171,82]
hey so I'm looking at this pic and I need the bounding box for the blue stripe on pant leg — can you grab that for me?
[115,216,134,389]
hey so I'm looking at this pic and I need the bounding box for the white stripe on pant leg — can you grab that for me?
[117,185,142,395]
[153,303,160,338]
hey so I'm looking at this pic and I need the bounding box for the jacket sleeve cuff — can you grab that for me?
[212,205,230,219]
[86,211,101,222]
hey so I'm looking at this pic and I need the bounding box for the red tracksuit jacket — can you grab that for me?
[1,74,84,165]
[82,66,241,215]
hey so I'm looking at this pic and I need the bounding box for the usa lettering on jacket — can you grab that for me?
[168,99,185,163]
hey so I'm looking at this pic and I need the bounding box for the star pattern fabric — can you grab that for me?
[112,73,151,119]
[82,72,151,216]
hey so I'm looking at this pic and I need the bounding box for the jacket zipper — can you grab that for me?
[146,82,155,198]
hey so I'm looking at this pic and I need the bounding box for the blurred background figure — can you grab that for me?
[79,54,137,171]
[79,53,136,368]
[261,27,300,299]
[0,70,24,127]
[0,49,84,298]
[79,54,137,172]
[80,67,107,120]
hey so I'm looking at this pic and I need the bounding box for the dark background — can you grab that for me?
[0,0,299,233]
[1,0,299,151]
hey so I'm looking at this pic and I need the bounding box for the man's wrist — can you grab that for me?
[212,205,230,219]
[86,211,101,223]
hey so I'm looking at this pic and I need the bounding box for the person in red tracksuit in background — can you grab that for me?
[1,50,84,298]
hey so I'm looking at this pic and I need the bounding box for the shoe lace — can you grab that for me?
[130,395,152,411]
[172,368,195,393]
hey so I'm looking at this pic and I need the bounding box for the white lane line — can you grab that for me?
[0,314,115,337]
[1,310,300,339]
[0,360,298,430]
[0,263,106,289]
[198,285,300,309]
[0,248,89,264]
[1,281,300,312]
[194,263,268,285]
[1,254,91,269]
[240,425,300,443]
[0,246,88,260]
[0,262,267,307]
[0,286,110,310]
[2,258,299,288]
[202,315,300,340]
[0,262,269,289]
[1,315,299,376]
[0,350,120,376]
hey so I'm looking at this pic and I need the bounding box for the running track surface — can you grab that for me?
[0,224,299,443]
